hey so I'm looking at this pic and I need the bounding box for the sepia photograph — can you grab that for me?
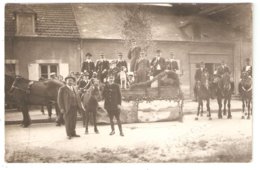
[3,1,254,164]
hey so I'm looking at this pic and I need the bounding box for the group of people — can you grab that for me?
[193,58,252,100]
[57,73,123,140]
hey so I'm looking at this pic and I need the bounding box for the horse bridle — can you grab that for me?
[10,81,34,93]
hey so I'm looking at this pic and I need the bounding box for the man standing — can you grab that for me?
[102,75,124,137]
[127,40,141,72]
[151,49,166,77]
[167,52,179,72]
[194,62,207,101]
[81,53,95,78]
[57,75,82,139]
[116,52,128,71]
[96,53,110,83]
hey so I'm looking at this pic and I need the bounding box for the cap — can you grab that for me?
[65,75,76,82]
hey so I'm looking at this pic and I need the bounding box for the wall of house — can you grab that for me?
[82,39,234,97]
[5,37,81,79]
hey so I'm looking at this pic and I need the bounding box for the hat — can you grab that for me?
[118,52,123,56]
[50,72,56,76]
[75,72,80,76]
[85,53,92,57]
[100,53,104,56]
[65,75,76,82]
[156,49,161,53]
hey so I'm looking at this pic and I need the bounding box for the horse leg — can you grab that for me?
[227,98,232,119]
[223,98,227,116]
[93,110,99,134]
[200,100,203,116]
[85,111,89,134]
[41,105,45,115]
[242,99,245,119]
[21,105,31,127]
[218,98,222,119]
[47,104,52,119]
[195,99,200,120]
[207,99,212,120]
[247,99,251,119]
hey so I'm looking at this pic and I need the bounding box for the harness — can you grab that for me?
[11,81,34,94]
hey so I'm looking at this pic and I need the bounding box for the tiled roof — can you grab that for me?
[5,3,80,38]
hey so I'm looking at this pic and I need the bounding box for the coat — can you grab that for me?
[116,60,128,70]
[216,65,230,76]
[195,68,207,81]
[127,46,141,72]
[102,83,122,111]
[151,57,166,76]
[242,65,252,77]
[96,59,109,73]
[57,85,83,114]
[134,58,150,83]
[81,60,95,75]
[166,60,179,71]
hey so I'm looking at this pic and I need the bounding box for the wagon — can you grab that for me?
[120,70,184,121]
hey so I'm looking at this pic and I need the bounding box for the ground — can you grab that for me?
[5,99,252,163]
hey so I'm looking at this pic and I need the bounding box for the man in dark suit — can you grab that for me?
[242,58,252,77]
[116,52,128,71]
[96,53,110,83]
[167,52,179,72]
[194,62,207,101]
[128,40,141,72]
[81,53,95,78]
[102,74,124,137]
[151,49,166,76]
[216,60,230,77]
[57,75,83,140]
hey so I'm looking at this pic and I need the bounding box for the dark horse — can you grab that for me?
[239,71,252,119]
[194,72,212,120]
[212,72,233,119]
[10,76,64,127]
[81,79,103,134]
[5,74,17,109]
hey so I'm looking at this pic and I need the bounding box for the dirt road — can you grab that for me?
[5,111,252,163]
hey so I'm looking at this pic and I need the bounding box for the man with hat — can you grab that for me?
[96,53,110,83]
[127,40,141,72]
[57,75,83,139]
[242,58,252,77]
[50,72,58,80]
[194,62,208,101]
[102,74,124,136]
[81,53,95,78]
[166,52,179,72]
[216,60,234,93]
[116,52,128,71]
[151,49,166,77]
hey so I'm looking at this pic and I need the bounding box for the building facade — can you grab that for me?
[5,3,252,97]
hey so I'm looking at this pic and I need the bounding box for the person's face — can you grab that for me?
[132,41,136,47]
[108,77,114,84]
[156,52,161,58]
[83,76,88,80]
[119,55,122,59]
[66,78,74,86]
[100,55,104,59]
[140,52,145,58]
[87,56,91,60]
[170,54,175,59]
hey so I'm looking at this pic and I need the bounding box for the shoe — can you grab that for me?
[109,130,115,135]
[72,134,80,137]
[67,136,72,140]
[120,132,124,137]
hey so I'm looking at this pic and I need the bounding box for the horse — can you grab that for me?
[212,72,233,119]
[194,71,212,120]
[81,78,103,134]
[239,71,252,119]
[9,76,64,127]
[5,74,17,109]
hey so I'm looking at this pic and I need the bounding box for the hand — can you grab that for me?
[60,109,65,114]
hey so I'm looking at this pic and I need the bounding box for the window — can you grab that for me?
[16,13,36,36]
[40,64,59,79]
[5,64,16,76]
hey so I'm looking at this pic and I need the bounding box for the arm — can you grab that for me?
[127,50,132,60]
[57,87,65,113]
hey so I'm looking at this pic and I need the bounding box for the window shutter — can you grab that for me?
[59,63,69,79]
[28,63,39,80]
